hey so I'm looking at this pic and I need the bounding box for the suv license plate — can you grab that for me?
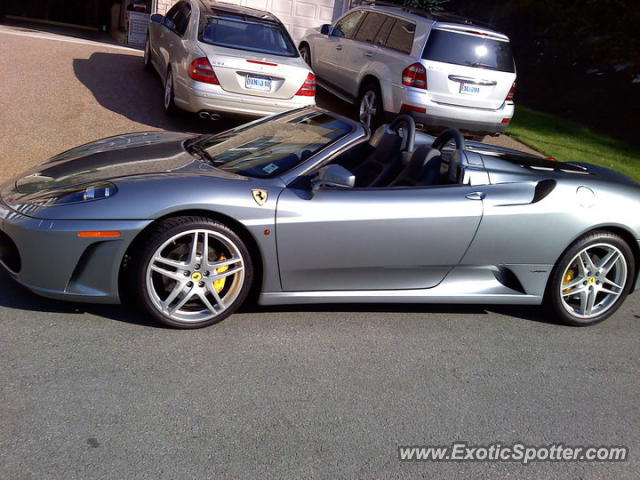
[246,75,271,91]
[460,83,480,95]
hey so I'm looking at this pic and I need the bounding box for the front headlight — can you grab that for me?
[27,182,117,206]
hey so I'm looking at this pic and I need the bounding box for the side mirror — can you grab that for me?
[311,165,355,192]
[320,24,332,36]
[150,13,163,23]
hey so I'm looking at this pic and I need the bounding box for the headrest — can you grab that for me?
[369,124,392,148]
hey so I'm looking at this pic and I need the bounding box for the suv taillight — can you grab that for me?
[402,63,427,89]
[505,81,516,102]
[295,72,316,96]
[189,57,219,84]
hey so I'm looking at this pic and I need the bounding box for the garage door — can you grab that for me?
[225,0,348,42]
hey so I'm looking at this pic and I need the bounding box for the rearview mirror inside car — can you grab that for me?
[320,24,332,35]
[150,13,163,23]
[311,165,355,192]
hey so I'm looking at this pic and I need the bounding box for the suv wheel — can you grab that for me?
[358,82,383,129]
[300,45,311,68]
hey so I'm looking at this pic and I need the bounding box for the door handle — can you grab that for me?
[335,44,343,51]
[364,51,373,57]
[465,191,486,200]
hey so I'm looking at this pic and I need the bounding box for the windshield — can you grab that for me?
[199,16,298,57]
[422,29,515,73]
[186,112,353,178]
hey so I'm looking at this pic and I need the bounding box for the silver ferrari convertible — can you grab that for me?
[1,107,639,328]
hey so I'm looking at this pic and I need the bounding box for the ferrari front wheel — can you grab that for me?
[546,231,634,326]
[137,216,253,328]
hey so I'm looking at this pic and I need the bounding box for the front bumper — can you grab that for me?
[390,84,514,134]
[0,199,150,304]
[175,78,316,117]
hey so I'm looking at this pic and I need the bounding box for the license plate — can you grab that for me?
[246,75,271,91]
[459,83,480,95]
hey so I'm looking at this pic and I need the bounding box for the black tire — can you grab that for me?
[545,231,635,326]
[135,216,254,329]
[357,81,384,130]
[163,68,178,115]
[299,44,311,68]
[143,37,153,71]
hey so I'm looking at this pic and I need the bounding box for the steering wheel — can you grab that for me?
[388,114,416,153]
[431,128,465,151]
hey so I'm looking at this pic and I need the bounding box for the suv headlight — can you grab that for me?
[27,182,117,206]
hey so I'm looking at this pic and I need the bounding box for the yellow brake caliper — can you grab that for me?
[213,254,228,293]
[562,269,575,294]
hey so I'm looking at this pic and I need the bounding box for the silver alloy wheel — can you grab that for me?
[359,90,377,127]
[300,47,310,66]
[145,229,245,323]
[164,70,173,110]
[559,242,627,320]
[144,38,150,65]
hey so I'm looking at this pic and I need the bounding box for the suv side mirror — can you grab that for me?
[150,13,163,23]
[320,24,332,36]
[311,165,355,192]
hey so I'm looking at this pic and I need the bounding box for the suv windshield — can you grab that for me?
[422,29,515,73]
[199,16,298,57]
[186,112,352,178]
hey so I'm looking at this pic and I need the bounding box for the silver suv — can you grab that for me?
[145,0,316,119]
[299,5,516,134]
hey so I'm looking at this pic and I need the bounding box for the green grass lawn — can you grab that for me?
[506,106,640,183]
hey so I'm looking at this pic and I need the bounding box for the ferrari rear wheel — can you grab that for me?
[137,216,253,328]
[546,231,634,326]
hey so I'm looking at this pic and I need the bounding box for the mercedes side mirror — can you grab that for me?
[311,165,355,192]
[320,24,332,36]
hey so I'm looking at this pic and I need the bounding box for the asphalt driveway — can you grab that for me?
[0,24,639,480]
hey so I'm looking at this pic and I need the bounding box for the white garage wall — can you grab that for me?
[227,0,348,41]
[155,0,349,42]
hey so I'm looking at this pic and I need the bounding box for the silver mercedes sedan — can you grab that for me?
[144,0,316,119]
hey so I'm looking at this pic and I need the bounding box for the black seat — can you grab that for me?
[352,124,403,187]
[389,145,442,187]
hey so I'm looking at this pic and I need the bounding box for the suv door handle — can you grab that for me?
[364,51,373,57]
[465,191,486,200]
[335,44,343,51]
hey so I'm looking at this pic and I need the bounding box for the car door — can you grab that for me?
[148,12,165,68]
[340,12,391,97]
[158,1,191,78]
[275,184,483,291]
[314,10,366,90]
[154,2,182,74]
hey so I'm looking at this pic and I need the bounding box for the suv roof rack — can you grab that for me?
[357,0,496,30]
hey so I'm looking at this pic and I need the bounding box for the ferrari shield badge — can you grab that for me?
[252,189,268,206]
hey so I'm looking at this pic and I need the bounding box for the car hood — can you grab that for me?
[12,131,231,195]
